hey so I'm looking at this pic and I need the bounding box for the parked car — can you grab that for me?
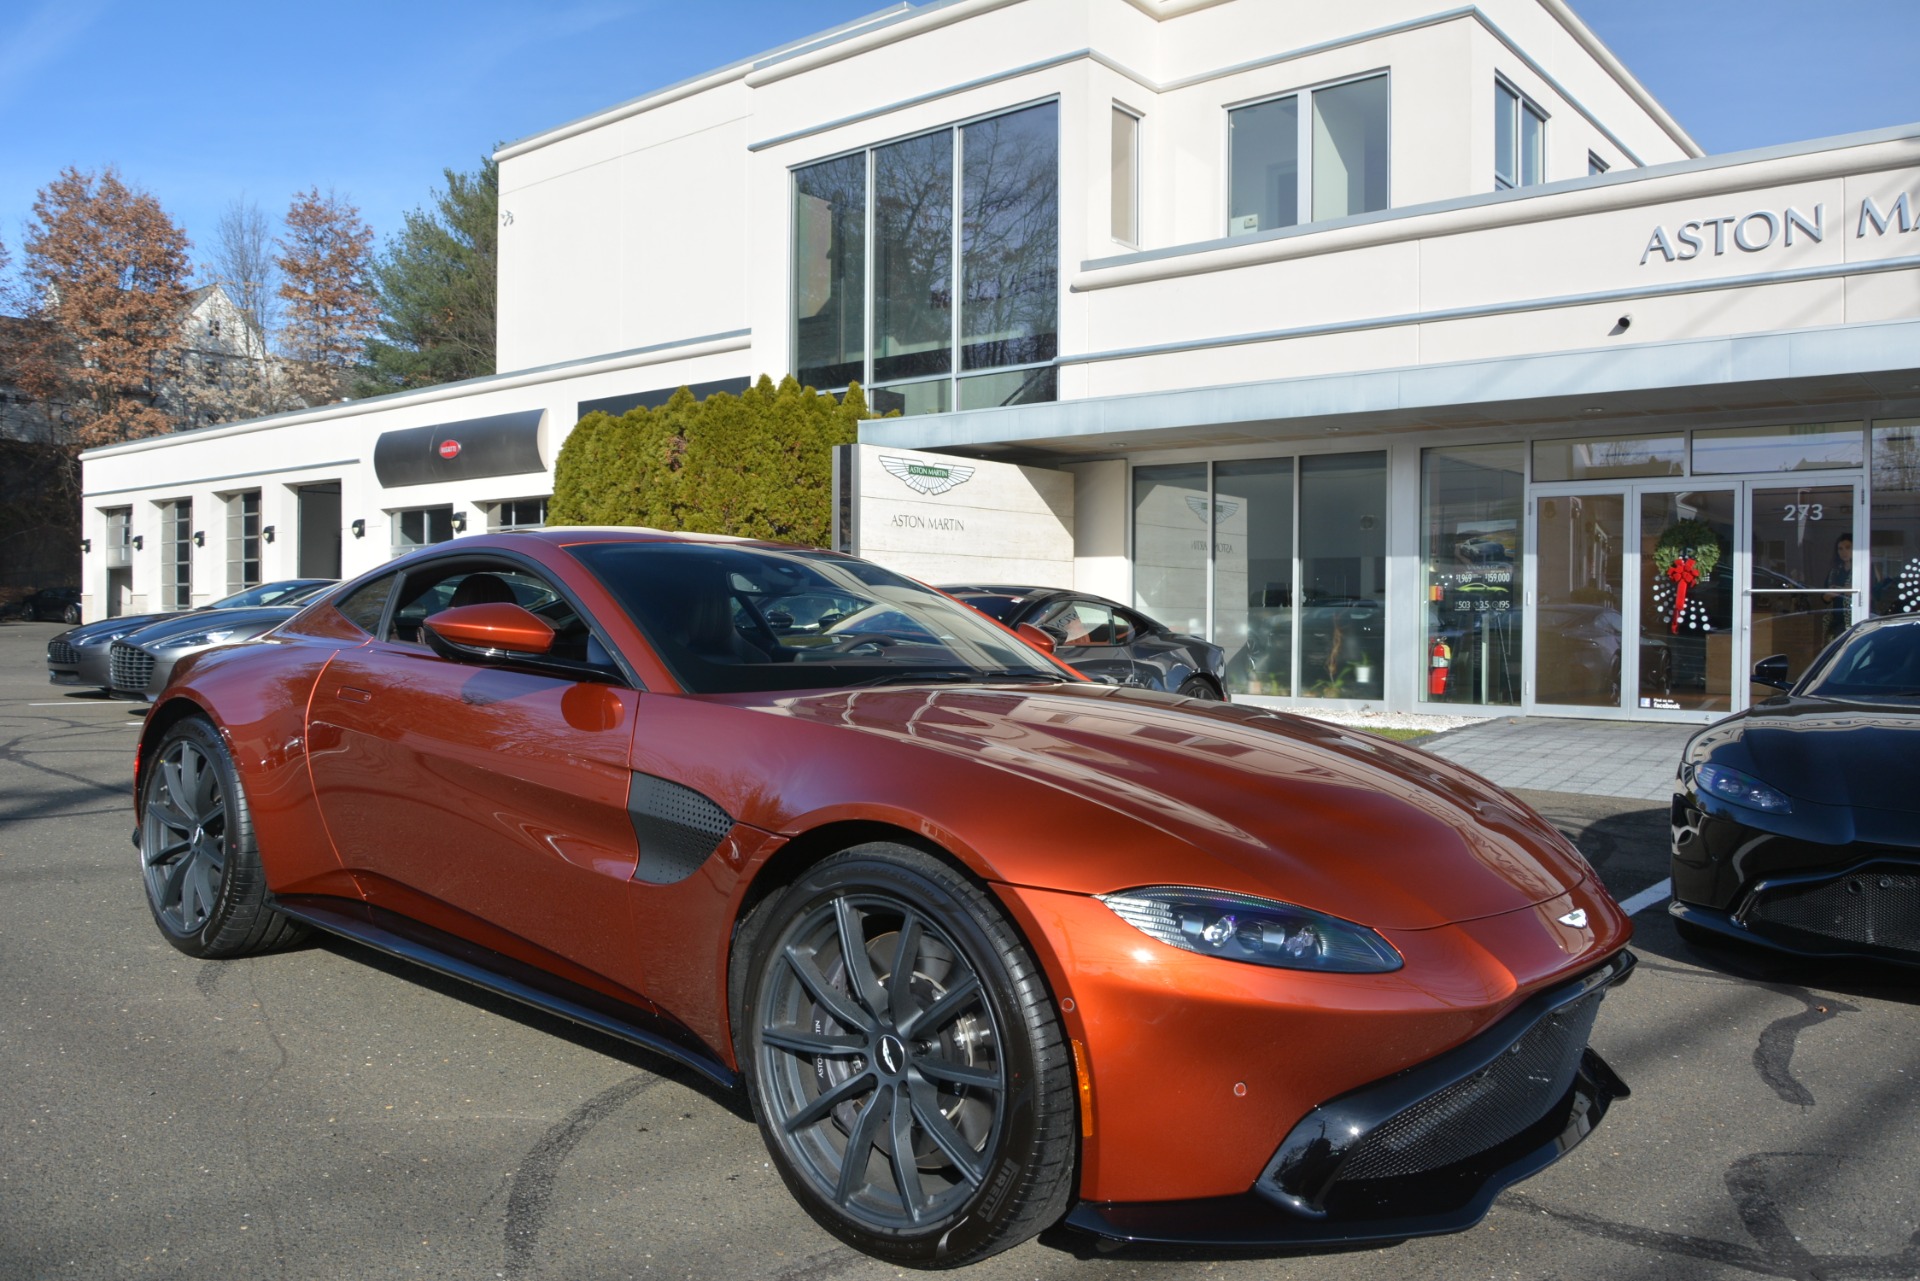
[109,600,333,700]
[939,584,1228,698]
[136,529,1633,1266]
[13,587,82,624]
[47,579,334,691]
[1670,614,1920,967]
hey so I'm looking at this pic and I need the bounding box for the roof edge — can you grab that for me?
[1536,0,1703,159]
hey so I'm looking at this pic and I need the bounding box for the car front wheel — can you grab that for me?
[139,716,306,958]
[736,844,1075,1267]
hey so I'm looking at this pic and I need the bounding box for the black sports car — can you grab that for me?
[13,588,81,623]
[940,585,1228,699]
[1669,614,1920,967]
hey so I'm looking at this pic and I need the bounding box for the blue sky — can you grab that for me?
[2,0,1915,277]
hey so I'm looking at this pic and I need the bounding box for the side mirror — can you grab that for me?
[424,601,556,658]
[1016,622,1057,655]
[1751,654,1792,690]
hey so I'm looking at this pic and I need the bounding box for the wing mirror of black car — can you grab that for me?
[1751,654,1793,690]
[1016,623,1058,655]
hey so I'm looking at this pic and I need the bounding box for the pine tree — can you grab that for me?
[361,158,498,392]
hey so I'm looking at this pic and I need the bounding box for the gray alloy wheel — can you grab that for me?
[139,717,305,958]
[737,844,1074,1267]
[1177,676,1222,700]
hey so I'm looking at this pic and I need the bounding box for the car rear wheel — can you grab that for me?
[63,603,81,624]
[736,844,1075,1267]
[1177,676,1222,700]
[139,716,307,958]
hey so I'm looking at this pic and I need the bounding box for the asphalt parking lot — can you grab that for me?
[2,617,1915,1281]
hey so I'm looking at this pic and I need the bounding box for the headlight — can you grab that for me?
[80,631,130,647]
[1694,762,1792,814]
[1096,885,1402,973]
[155,628,239,650]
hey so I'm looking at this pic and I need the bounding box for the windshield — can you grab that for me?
[568,542,1066,694]
[212,579,331,609]
[1802,622,1920,701]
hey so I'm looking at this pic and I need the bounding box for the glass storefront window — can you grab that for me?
[792,154,867,391]
[956,366,1056,411]
[1214,459,1294,697]
[1692,421,1863,474]
[1638,489,1736,713]
[961,102,1059,372]
[1749,482,1858,693]
[1871,419,1920,617]
[874,130,953,384]
[1535,493,1623,707]
[1420,445,1523,706]
[1299,453,1385,700]
[1533,433,1685,481]
[870,378,952,418]
[1131,464,1209,639]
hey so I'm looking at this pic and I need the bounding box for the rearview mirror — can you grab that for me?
[424,601,556,657]
[1016,623,1057,655]
[1751,654,1792,690]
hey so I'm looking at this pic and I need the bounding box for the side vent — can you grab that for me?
[628,773,733,885]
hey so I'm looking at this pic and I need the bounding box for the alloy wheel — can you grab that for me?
[141,739,228,936]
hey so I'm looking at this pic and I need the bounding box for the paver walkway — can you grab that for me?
[1421,716,1698,803]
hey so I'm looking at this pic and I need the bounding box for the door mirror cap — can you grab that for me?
[424,602,556,658]
[1751,653,1793,690]
[1016,622,1057,654]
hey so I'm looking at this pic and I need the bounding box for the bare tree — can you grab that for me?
[277,187,378,406]
[207,197,277,356]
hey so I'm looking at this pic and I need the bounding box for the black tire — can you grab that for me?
[734,843,1075,1268]
[138,716,307,958]
[1177,676,1222,700]
[63,603,81,624]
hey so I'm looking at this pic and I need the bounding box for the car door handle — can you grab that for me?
[336,686,372,703]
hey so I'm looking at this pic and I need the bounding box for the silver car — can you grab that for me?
[109,596,333,700]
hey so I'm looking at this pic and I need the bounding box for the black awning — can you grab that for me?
[373,409,545,488]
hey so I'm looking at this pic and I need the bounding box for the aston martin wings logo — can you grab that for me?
[1186,496,1241,525]
[881,455,976,496]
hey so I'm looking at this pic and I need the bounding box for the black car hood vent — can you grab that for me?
[629,773,734,885]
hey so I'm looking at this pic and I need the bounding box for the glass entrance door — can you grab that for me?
[1529,480,1864,720]
[1747,482,1862,696]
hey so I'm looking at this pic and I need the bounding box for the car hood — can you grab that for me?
[61,612,175,645]
[1696,697,1920,815]
[125,606,295,646]
[744,683,1589,930]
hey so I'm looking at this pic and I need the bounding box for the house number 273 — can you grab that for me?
[1783,503,1824,521]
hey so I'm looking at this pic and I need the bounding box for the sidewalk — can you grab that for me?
[1419,716,1696,803]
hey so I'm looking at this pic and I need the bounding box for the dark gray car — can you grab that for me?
[109,603,323,700]
[941,585,1228,699]
[49,579,335,691]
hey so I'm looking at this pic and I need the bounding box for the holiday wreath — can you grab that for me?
[1650,519,1723,635]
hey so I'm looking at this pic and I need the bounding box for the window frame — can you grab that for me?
[1225,69,1391,238]
[1111,103,1142,248]
[788,96,1062,410]
[1494,76,1548,190]
[1588,151,1609,177]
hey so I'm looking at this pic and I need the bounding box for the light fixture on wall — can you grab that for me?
[81,538,92,553]
[262,525,275,543]
[351,519,366,539]
[450,511,468,534]
[193,530,205,547]
[132,535,144,551]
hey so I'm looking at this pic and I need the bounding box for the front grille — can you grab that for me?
[110,643,155,693]
[1747,870,1920,957]
[48,639,79,666]
[1333,987,1605,1184]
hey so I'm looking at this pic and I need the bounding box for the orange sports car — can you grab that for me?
[134,528,1633,1267]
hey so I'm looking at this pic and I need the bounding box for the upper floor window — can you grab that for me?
[490,497,549,531]
[792,101,1059,416]
[1495,80,1545,190]
[1112,106,1141,247]
[1229,73,1389,237]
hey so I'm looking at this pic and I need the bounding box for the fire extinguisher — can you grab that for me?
[1428,637,1452,697]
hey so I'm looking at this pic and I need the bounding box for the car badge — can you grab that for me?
[1557,908,1589,929]
[881,454,974,496]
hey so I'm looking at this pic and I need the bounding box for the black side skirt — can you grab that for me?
[271,893,739,1090]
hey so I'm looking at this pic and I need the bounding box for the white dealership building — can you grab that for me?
[79,0,1920,722]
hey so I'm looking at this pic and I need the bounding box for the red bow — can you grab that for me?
[1667,556,1699,633]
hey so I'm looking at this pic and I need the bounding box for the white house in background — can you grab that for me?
[79,0,1920,722]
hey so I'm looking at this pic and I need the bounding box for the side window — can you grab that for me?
[334,574,397,636]
[1036,600,1116,648]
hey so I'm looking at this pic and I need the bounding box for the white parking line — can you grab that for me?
[20,702,135,708]
[1618,878,1672,916]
